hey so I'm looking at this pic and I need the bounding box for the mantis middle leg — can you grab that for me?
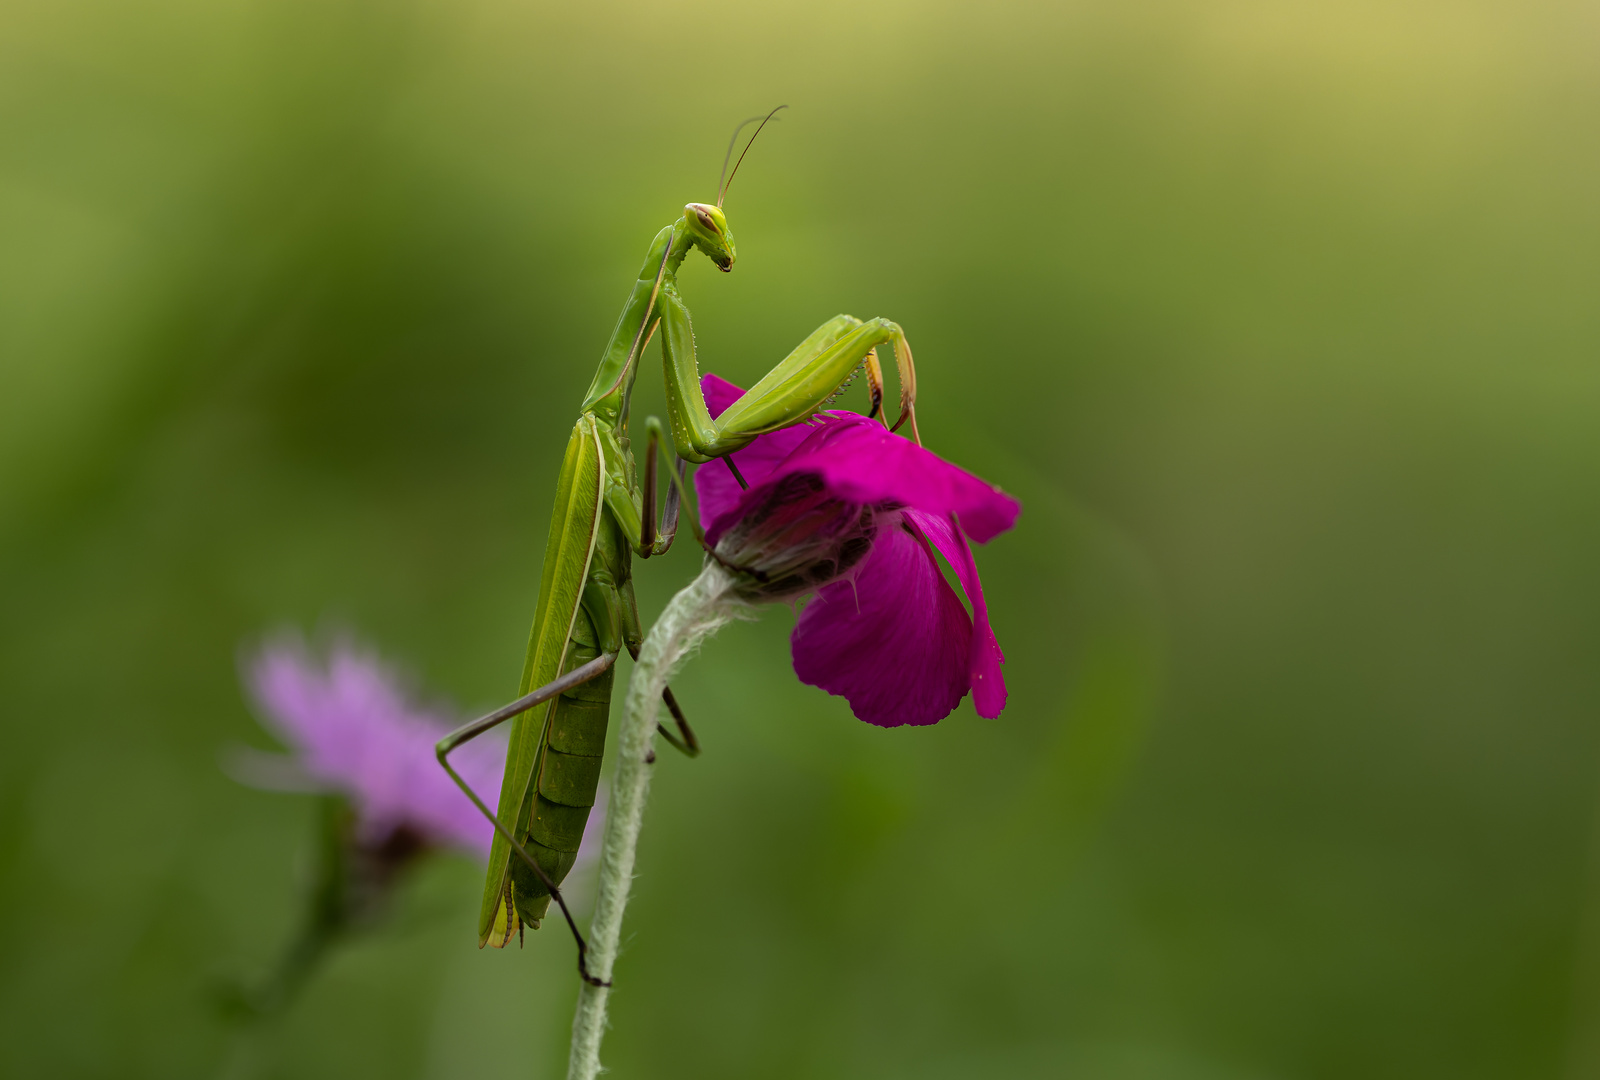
[596,420,700,757]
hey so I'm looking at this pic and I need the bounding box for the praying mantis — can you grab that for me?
[436,109,920,985]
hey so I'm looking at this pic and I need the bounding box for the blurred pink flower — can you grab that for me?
[239,635,504,856]
[220,634,610,1016]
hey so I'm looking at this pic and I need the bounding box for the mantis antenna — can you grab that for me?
[716,114,765,202]
[717,105,788,208]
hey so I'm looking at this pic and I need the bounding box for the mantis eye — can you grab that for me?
[694,207,718,232]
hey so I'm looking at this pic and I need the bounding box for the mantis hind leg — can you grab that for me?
[435,652,618,987]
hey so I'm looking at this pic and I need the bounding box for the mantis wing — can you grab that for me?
[478,415,606,943]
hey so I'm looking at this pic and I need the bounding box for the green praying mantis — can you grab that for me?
[436,109,921,985]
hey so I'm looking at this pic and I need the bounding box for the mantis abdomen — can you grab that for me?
[481,417,617,948]
[504,607,612,933]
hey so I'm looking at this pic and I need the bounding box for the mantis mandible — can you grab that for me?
[436,108,921,985]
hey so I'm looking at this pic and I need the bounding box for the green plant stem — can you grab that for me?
[566,563,746,1080]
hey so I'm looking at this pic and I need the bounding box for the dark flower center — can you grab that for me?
[711,472,891,601]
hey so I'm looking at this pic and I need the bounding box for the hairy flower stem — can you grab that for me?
[567,563,748,1080]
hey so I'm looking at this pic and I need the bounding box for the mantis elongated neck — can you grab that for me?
[581,221,694,426]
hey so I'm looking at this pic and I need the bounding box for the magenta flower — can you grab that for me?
[695,374,1020,727]
[240,635,505,856]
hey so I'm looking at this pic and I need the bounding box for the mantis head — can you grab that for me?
[685,203,736,272]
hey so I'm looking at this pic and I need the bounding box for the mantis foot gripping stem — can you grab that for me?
[625,640,700,757]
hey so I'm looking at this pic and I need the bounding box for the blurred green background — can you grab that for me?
[3,0,1599,1076]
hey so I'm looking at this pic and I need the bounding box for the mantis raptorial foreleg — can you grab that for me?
[436,652,619,986]
[659,299,916,463]
[713,317,905,438]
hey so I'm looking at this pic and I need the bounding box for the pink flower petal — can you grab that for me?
[695,374,1018,725]
[908,510,1008,718]
[695,373,818,530]
[703,411,1019,548]
[791,514,972,727]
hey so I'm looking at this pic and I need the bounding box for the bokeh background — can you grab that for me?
[4,0,1599,1076]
